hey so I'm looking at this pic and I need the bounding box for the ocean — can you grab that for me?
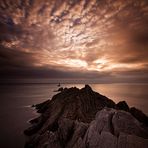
[0,83,148,148]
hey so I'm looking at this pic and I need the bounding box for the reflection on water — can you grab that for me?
[91,84,148,113]
[0,83,148,148]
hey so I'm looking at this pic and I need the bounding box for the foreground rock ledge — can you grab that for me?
[24,85,148,148]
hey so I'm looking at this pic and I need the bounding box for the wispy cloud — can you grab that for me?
[0,0,148,82]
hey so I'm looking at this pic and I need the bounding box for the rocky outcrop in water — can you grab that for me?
[24,85,148,148]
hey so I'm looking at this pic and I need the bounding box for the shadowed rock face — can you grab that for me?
[83,108,148,148]
[24,85,148,148]
[116,101,130,112]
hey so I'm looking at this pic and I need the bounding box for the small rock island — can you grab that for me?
[24,85,148,148]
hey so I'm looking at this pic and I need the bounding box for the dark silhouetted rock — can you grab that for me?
[54,87,64,92]
[24,85,148,148]
[58,87,64,92]
[33,99,51,113]
[116,101,129,111]
[130,107,148,126]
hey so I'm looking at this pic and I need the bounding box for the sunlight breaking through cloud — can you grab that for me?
[0,0,148,81]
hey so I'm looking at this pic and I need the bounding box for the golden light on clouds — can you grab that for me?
[55,59,88,68]
[0,0,148,81]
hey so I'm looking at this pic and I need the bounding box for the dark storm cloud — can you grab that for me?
[0,0,148,82]
[0,45,37,69]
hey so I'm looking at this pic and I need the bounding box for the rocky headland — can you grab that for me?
[24,85,148,148]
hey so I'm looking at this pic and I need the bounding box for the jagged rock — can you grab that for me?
[24,85,148,148]
[116,101,129,111]
[65,121,88,148]
[83,108,148,148]
[24,85,115,136]
[112,110,148,138]
[54,87,64,92]
[58,87,64,92]
[130,107,148,126]
[33,100,51,113]
[117,132,148,148]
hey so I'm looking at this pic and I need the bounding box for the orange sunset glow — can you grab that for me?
[0,0,148,82]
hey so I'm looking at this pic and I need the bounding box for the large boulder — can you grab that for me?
[83,108,148,148]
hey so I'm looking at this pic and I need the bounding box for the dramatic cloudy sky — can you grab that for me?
[0,0,148,82]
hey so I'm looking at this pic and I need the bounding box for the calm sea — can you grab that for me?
[0,83,148,148]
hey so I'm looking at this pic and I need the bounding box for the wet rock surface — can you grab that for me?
[24,85,148,148]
